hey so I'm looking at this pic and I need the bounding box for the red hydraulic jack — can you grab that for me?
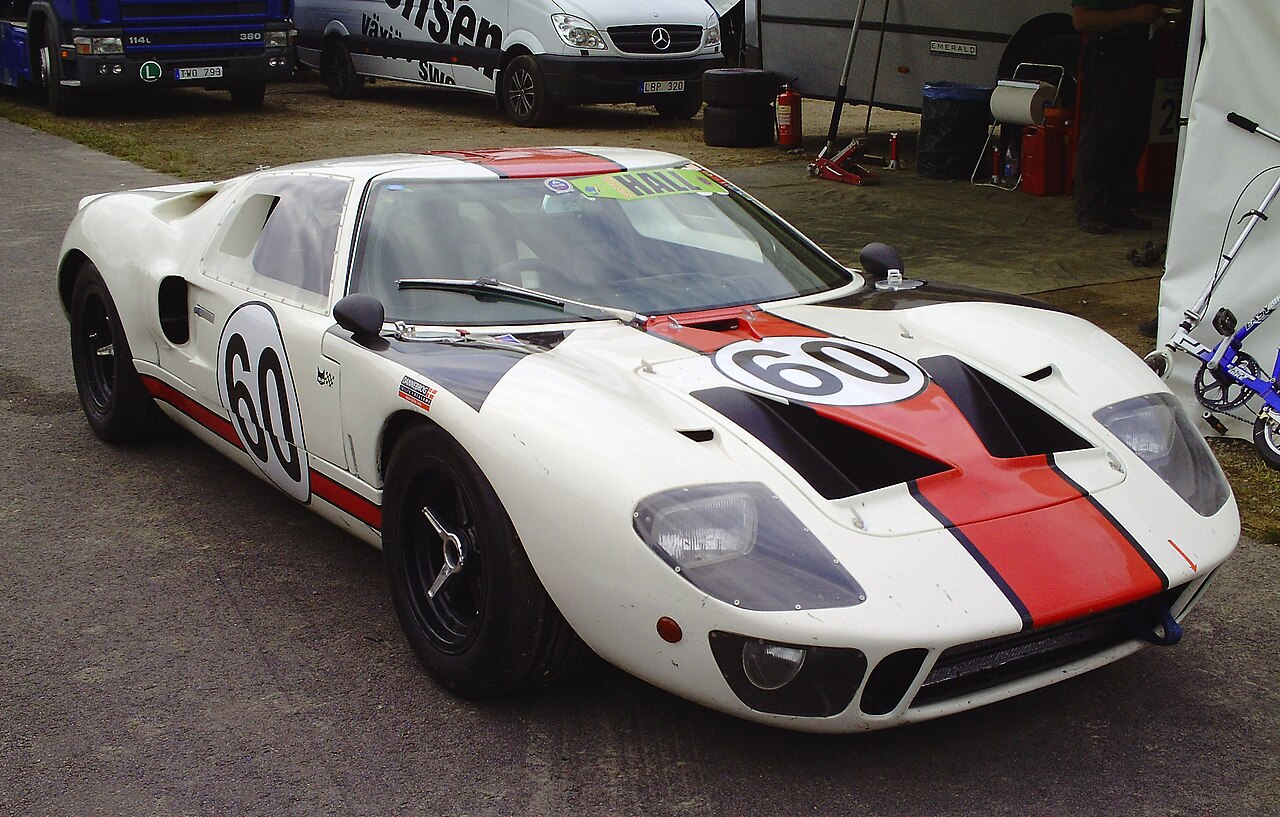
[807,0,879,186]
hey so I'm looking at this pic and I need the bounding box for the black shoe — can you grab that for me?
[1078,219,1111,235]
[1109,211,1154,230]
[1138,318,1158,338]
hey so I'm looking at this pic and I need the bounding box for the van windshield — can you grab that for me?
[348,167,853,325]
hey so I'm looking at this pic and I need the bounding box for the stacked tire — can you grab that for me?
[702,68,779,148]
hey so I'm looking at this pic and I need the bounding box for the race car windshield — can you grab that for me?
[348,168,853,325]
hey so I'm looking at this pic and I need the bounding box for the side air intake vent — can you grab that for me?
[920,355,1091,459]
[693,387,951,499]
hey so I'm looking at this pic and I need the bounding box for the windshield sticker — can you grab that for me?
[571,168,727,201]
[544,178,573,195]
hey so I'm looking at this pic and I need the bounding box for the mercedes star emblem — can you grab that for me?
[651,27,672,51]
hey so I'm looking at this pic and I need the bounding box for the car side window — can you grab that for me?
[203,174,352,312]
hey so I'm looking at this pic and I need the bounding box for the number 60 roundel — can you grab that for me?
[217,302,310,502]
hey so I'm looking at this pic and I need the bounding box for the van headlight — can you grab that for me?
[633,483,865,611]
[705,15,721,48]
[552,14,606,50]
[1094,393,1231,516]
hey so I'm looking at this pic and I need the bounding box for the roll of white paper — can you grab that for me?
[989,80,1056,126]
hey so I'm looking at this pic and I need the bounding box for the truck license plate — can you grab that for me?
[176,66,223,81]
[642,80,685,94]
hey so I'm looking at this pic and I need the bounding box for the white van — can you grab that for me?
[294,0,727,126]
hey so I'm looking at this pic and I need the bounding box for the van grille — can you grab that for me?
[607,25,703,55]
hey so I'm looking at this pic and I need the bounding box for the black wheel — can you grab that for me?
[1255,411,1280,471]
[40,17,80,116]
[322,39,364,99]
[703,104,775,148]
[229,80,266,109]
[383,423,592,696]
[701,68,779,108]
[69,262,169,442]
[501,55,554,127]
[654,90,703,120]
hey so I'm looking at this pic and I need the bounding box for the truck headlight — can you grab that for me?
[634,483,865,611]
[551,14,606,50]
[265,30,293,48]
[74,37,123,55]
[1094,393,1231,516]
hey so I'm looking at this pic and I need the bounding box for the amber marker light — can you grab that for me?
[656,617,683,644]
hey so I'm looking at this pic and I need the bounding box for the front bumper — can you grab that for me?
[537,53,723,105]
[67,31,292,90]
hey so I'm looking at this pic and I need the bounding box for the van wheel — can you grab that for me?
[323,40,364,100]
[655,91,703,120]
[502,55,554,127]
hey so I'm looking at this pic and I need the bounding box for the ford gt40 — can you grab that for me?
[58,147,1238,732]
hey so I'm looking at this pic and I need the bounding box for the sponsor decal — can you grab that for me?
[317,368,335,387]
[930,40,977,60]
[381,0,503,79]
[217,302,310,502]
[571,168,727,201]
[544,178,573,195]
[398,375,438,411]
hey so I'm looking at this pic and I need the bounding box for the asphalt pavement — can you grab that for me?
[2,118,1277,817]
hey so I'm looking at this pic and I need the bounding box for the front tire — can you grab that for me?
[1255,411,1280,471]
[322,39,364,100]
[69,262,168,442]
[229,80,267,110]
[40,17,80,116]
[501,55,554,127]
[383,423,591,696]
[655,90,703,120]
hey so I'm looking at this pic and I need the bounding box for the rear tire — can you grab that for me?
[69,262,169,442]
[383,423,592,696]
[1254,411,1280,471]
[322,39,364,99]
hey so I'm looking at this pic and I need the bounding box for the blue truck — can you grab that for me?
[1,0,294,114]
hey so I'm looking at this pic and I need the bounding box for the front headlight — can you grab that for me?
[265,30,293,48]
[633,483,865,611]
[1094,393,1231,516]
[74,36,123,55]
[551,14,606,50]
[705,15,721,48]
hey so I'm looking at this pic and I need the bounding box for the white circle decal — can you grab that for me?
[217,302,310,501]
[711,336,927,406]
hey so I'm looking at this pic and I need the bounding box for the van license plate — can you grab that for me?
[176,66,223,80]
[642,80,685,94]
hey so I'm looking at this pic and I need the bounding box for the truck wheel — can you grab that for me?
[322,40,364,100]
[40,18,81,116]
[501,55,554,127]
[229,81,266,110]
[654,90,703,120]
[382,423,593,696]
[69,262,169,442]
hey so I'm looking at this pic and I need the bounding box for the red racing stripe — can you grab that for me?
[647,309,1165,630]
[426,147,626,179]
[142,374,382,532]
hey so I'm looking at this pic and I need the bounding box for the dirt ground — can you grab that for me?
[1,73,1276,538]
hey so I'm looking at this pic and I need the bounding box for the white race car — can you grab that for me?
[58,148,1239,732]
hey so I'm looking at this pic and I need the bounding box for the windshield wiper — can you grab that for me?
[396,276,649,327]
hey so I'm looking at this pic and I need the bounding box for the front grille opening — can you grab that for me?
[860,648,929,716]
[694,387,951,499]
[608,25,703,54]
[912,585,1186,708]
[920,355,1091,459]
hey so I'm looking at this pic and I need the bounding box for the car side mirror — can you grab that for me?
[334,293,385,342]
[859,242,905,280]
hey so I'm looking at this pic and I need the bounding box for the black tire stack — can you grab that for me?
[702,68,779,148]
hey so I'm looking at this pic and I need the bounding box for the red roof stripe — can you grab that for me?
[426,147,627,179]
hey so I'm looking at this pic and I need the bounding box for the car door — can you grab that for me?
[165,172,355,497]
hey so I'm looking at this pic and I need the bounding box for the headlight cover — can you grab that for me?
[552,14,606,50]
[704,15,722,48]
[1094,392,1231,516]
[633,483,865,611]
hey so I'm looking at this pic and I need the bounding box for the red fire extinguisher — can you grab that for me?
[777,84,802,149]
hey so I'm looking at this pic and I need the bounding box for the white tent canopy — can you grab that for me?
[1161,0,1280,438]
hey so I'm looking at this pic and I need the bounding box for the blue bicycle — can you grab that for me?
[1147,111,1280,470]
